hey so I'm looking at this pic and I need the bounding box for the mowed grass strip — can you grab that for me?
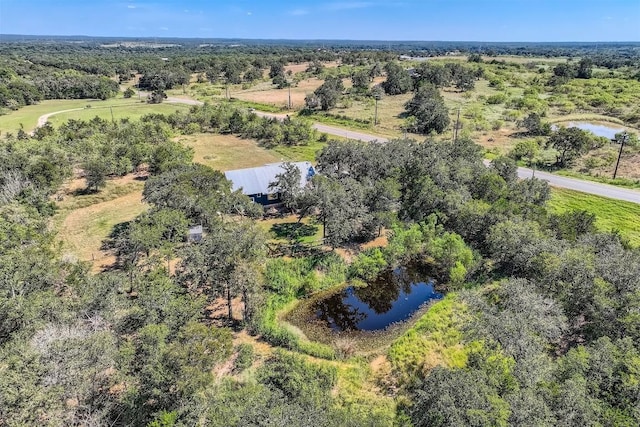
[58,191,149,266]
[548,188,640,246]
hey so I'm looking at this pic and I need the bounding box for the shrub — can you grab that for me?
[348,247,388,281]
[486,93,507,105]
[233,343,255,372]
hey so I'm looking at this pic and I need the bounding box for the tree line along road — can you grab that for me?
[35,94,640,205]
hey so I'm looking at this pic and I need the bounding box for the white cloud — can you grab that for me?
[127,4,136,9]
[159,27,169,31]
[247,11,252,15]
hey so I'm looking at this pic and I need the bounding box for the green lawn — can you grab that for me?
[0,97,189,134]
[0,99,96,134]
[46,101,189,126]
[178,133,284,171]
[270,140,327,162]
[548,188,640,246]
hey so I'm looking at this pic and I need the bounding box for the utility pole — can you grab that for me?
[288,82,292,110]
[613,132,629,179]
[110,106,114,122]
[453,107,461,143]
[374,95,379,125]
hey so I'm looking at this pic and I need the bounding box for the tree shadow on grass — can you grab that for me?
[271,222,319,240]
[71,187,99,196]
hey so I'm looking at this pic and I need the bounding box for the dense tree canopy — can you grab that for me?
[404,83,451,134]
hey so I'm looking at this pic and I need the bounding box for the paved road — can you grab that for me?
[35,95,640,204]
[516,167,640,204]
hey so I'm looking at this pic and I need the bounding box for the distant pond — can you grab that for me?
[562,121,626,139]
[313,266,443,332]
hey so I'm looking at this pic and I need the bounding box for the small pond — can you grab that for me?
[564,122,626,139]
[314,267,443,332]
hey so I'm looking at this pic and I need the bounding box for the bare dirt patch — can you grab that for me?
[234,77,326,108]
[207,297,245,324]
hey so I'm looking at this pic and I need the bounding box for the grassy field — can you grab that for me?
[178,133,284,171]
[55,175,148,271]
[0,99,98,134]
[58,188,148,269]
[270,140,327,162]
[258,215,324,245]
[179,132,328,170]
[548,188,640,246]
[46,101,189,126]
[0,97,189,134]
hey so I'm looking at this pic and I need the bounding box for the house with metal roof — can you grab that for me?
[224,162,315,206]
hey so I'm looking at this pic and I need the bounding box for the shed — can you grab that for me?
[224,162,315,206]
[188,225,203,243]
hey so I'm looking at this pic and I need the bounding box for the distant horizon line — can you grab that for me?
[1,34,639,44]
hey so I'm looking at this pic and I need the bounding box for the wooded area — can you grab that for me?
[1,38,640,426]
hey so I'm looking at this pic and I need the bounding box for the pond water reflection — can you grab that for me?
[314,267,443,332]
[566,122,625,139]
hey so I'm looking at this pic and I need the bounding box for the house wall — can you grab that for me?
[250,193,281,206]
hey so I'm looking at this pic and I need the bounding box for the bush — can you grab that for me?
[486,93,507,105]
[257,350,338,404]
[233,343,255,372]
[348,248,388,281]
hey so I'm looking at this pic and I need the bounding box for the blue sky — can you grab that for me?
[1,1,639,41]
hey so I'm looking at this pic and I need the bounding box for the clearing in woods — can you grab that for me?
[178,133,284,171]
[55,175,149,271]
[59,191,149,271]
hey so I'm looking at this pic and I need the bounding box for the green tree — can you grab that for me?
[268,162,303,213]
[147,89,167,104]
[351,70,370,92]
[308,76,344,111]
[404,84,450,134]
[83,157,109,192]
[149,140,194,174]
[168,322,233,395]
[576,58,593,79]
[123,86,136,98]
[382,62,412,95]
[177,221,265,320]
[519,113,551,136]
[269,61,285,79]
[547,127,592,167]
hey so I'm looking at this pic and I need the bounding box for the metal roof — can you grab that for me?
[224,162,315,196]
[188,225,203,234]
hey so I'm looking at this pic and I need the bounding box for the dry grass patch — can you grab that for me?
[234,77,326,108]
[178,133,284,171]
[58,191,148,270]
[284,61,340,75]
